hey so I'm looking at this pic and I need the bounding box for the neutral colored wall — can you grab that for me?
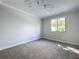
[0,0,1,4]
[0,4,41,50]
[2,0,27,9]
[2,0,37,17]
[42,11,79,45]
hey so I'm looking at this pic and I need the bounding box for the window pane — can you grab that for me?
[58,18,65,32]
[51,19,57,31]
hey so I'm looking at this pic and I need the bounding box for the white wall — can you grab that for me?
[42,11,79,45]
[0,4,41,50]
[2,0,38,17]
[2,0,27,9]
[0,0,2,4]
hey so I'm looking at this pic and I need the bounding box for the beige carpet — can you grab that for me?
[0,39,79,59]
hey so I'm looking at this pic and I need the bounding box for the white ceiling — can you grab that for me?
[1,0,79,18]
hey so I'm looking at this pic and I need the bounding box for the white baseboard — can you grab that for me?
[0,38,39,51]
[43,37,79,46]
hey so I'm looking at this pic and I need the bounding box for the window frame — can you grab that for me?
[51,17,66,32]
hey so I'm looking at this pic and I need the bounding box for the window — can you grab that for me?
[51,17,65,32]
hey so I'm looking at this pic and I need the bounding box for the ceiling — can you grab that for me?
[1,0,79,18]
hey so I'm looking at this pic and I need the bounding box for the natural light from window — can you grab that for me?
[51,17,65,32]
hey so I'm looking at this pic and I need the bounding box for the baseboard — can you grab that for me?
[42,38,79,46]
[0,38,40,51]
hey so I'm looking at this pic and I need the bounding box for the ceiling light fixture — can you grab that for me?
[24,0,53,9]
